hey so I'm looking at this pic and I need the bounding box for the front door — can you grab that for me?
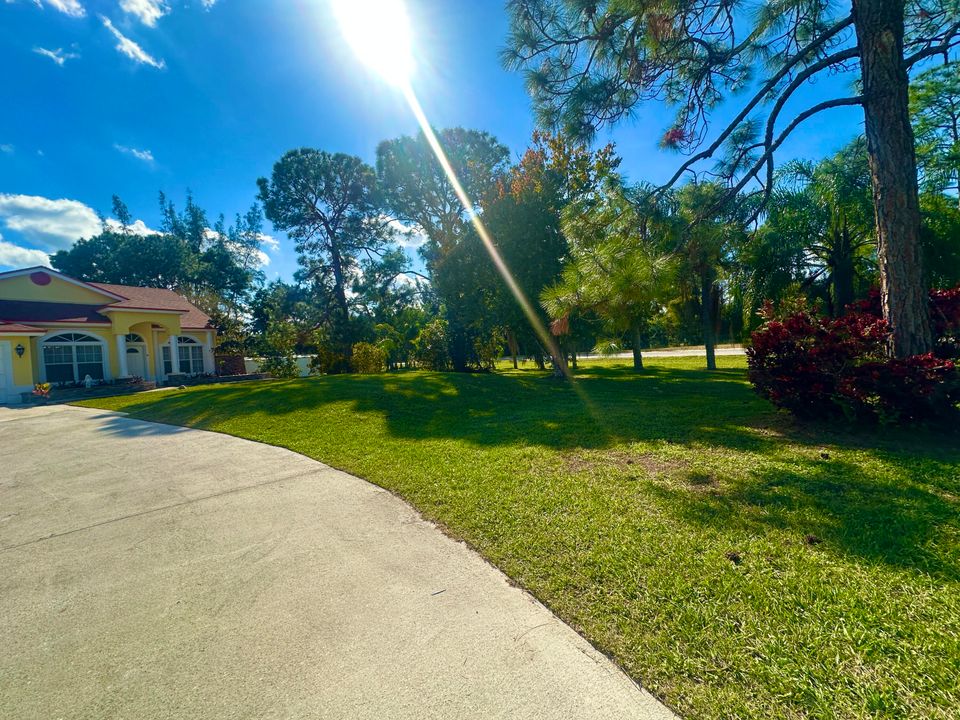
[126,346,146,379]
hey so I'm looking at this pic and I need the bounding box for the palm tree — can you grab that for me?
[759,140,877,317]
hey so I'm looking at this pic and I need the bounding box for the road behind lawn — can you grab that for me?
[0,405,673,720]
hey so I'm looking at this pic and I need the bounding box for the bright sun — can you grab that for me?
[330,0,413,87]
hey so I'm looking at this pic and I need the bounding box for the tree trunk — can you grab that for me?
[550,345,568,377]
[700,269,717,370]
[853,0,932,357]
[328,242,352,355]
[631,321,644,372]
[505,328,519,369]
[832,225,856,316]
[533,349,545,370]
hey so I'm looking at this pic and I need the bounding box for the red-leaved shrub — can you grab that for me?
[747,288,960,423]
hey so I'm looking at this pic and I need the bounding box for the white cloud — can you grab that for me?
[258,232,279,252]
[33,47,80,66]
[0,144,13,154]
[31,0,85,17]
[119,0,168,27]
[395,272,419,288]
[0,193,154,250]
[0,234,51,269]
[385,217,427,248]
[104,218,158,236]
[113,143,154,163]
[101,16,165,69]
[0,194,101,249]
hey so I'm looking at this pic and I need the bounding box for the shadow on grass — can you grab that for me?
[89,363,960,578]
[650,457,960,581]
[99,364,958,456]
[99,365,767,451]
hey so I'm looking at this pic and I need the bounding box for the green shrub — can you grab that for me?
[310,346,351,375]
[473,328,504,371]
[352,342,387,374]
[260,316,300,379]
[413,319,452,370]
[260,356,300,379]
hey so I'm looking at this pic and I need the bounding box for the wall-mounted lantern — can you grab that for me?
[15,344,25,358]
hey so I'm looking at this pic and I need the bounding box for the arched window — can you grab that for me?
[162,336,205,375]
[41,333,106,384]
[125,333,145,343]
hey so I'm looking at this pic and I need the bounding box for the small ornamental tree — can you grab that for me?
[259,322,300,380]
[413,319,453,371]
[351,342,388,374]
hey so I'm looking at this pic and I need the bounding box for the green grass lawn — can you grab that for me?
[77,356,960,719]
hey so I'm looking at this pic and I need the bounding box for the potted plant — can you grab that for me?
[32,383,51,404]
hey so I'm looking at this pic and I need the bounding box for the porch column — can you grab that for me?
[116,334,129,377]
[203,331,215,374]
[169,335,181,375]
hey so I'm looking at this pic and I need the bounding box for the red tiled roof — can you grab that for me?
[0,300,111,325]
[87,283,213,329]
[0,322,44,334]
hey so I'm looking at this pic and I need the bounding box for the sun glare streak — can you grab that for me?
[401,85,610,424]
[331,0,607,426]
[399,83,573,379]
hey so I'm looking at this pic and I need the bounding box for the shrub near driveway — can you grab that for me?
[748,288,960,423]
[78,357,960,720]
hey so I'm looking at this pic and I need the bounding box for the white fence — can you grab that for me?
[244,356,314,377]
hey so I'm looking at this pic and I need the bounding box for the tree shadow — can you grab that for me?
[93,364,960,579]
[102,366,772,452]
[645,456,960,581]
[100,366,958,457]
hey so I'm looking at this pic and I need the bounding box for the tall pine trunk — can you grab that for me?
[505,328,519,369]
[701,269,717,370]
[631,321,644,372]
[853,0,932,357]
[832,224,856,316]
[329,242,352,356]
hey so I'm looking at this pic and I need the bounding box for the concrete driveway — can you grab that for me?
[0,405,675,720]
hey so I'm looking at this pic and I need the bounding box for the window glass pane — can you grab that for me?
[77,363,104,381]
[162,346,172,374]
[178,345,191,372]
[46,363,75,383]
[44,344,75,384]
[43,344,73,364]
[192,346,203,373]
[75,345,102,363]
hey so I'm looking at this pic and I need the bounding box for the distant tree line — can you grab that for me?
[50,1,959,376]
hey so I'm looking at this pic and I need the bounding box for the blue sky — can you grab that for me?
[0,0,865,280]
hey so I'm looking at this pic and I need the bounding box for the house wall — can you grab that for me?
[2,335,38,387]
[0,273,118,304]
[105,311,181,335]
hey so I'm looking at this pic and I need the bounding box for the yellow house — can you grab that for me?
[0,266,216,403]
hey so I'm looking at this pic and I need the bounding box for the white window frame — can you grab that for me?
[162,336,204,376]
[39,332,109,385]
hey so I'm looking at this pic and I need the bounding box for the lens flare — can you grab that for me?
[399,85,571,377]
[333,0,607,423]
[330,0,413,86]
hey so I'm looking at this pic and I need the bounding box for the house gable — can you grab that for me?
[0,268,124,306]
